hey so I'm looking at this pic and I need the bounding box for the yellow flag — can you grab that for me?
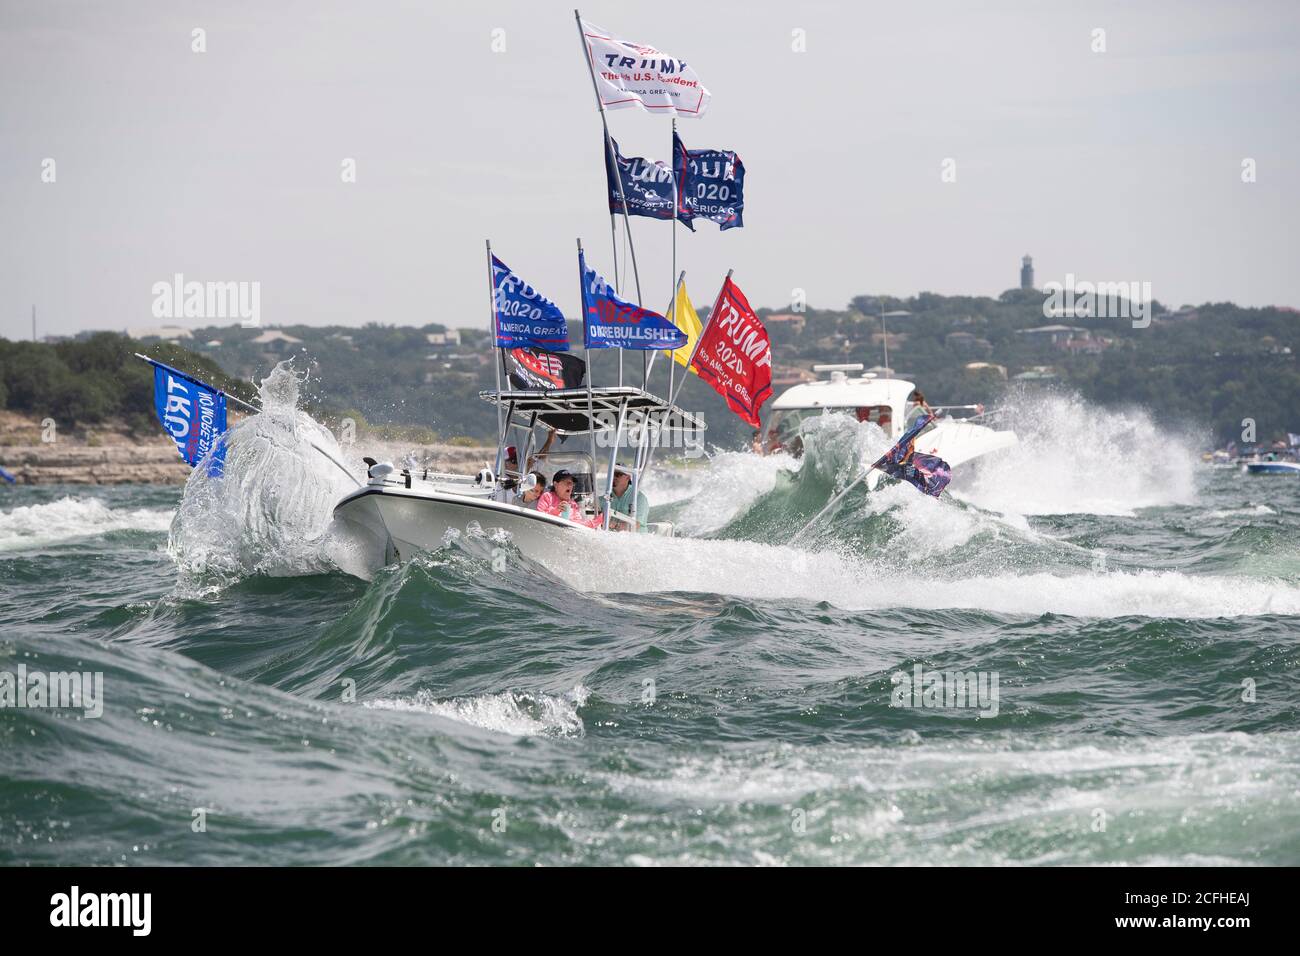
[667,280,703,373]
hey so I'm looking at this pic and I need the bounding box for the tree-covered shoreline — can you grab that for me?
[5,289,1296,449]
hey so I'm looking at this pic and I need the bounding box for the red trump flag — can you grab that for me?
[693,277,773,428]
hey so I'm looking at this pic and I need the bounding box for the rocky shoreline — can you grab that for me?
[0,411,497,486]
[1,442,193,485]
[0,441,500,486]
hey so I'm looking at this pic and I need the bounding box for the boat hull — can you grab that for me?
[911,418,1018,469]
[333,485,591,567]
[1245,461,1300,475]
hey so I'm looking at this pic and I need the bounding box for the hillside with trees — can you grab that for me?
[7,290,1297,450]
[0,333,258,436]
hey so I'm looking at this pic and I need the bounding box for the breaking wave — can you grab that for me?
[0,496,172,553]
[365,686,589,738]
[168,362,369,589]
[954,392,1200,516]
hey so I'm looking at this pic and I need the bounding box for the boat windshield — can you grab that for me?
[854,405,894,430]
[764,408,819,452]
[532,450,594,495]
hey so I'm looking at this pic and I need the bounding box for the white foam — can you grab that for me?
[954,393,1200,516]
[168,362,369,586]
[545,530,1300,618]
[0,496,172,553]
[598,732,1299,865]
[1206,504,1275,519]
[364,686,588,738]
[645,448,794,536]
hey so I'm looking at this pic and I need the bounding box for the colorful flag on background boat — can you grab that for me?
[692,276,772,427]
[149,358,228,475]
[674,131,745,230]
[872,413,951,497]
[666,279,703,372]
[580,250,688,351]
[505,346,587,390]
[491,255,571,351]
[605,138,676,221]
[579,19,710,118]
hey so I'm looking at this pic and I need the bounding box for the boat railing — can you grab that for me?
[925,404,1012,428]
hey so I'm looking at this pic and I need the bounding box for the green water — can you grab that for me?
[2,395,1298,865]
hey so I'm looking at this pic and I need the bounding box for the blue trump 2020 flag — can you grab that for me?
[580,250,688,351]
[605,137,677,222]
[151,360,228,475]
[492,255,571,350]
[674,130,745,231]
[872,413,951,498]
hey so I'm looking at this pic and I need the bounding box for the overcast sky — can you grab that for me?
[2,0,1298,340]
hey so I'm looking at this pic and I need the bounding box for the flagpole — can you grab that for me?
[647,270,683,393]
[485,240,507,487]
[670,117,678,391]
[575,9,644,389]
[669,268,731,410]
[636,270,687,524]
[577,238,600,486]
[132,353,361,487]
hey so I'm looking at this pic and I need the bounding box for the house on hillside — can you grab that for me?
[250,329,302,356]
[764,313,806,334]
[426,330,462,346]
[1012,365,1059,383]
[1016,324,1086,346]
[1160,306,1199,323]
[964,361,1007,380]
[1060,334,1112,356]
[126,325,193,342]
[945,331,993,357]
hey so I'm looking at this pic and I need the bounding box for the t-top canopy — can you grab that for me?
[480,386,708,436]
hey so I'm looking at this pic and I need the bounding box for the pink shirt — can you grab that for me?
[536,491,603,528]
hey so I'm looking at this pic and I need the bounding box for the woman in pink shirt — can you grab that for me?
[535,470,603,528]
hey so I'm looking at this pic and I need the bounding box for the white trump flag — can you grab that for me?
[579,19,710,118]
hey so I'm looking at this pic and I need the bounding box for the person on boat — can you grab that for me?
[909,389,934,415]
[536,469,602,528]
[514,470,547,510]
[600,463,649,532]
[503,430,557,483]
[856,406,891,430]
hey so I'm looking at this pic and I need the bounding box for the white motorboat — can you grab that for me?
[762,364,1018,488]
[333,385,705,566]
[1244,460,1300,476]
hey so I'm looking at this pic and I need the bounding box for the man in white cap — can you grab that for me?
[601,463,649,532]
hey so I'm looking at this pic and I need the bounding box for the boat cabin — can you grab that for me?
[764,364,921,453]
[480,386,706,531]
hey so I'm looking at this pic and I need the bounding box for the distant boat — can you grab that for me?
[761,364,1018,487]
[0,465,16,484]
[1245,460,1300,476]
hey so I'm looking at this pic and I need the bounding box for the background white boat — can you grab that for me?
[1244,460,1300,475]
[764,364,1018,487]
